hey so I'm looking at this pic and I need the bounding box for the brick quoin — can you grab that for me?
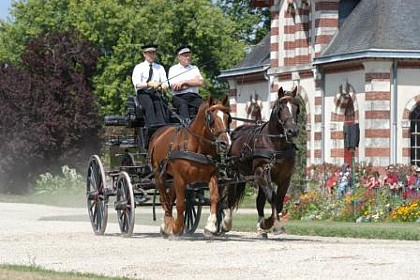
[295,23,310,31]
[314,149,322,158]
[365,91,390,100]
[403,148,411,157]
[331,149,344,157]
[271,58,279,68]
[278,73,292,81]
[314,132,322,140]
[365,111,390,119]
[284,41,296,50]
[299,70,313,79]
[365,73,390,82]
[315,1,339,11]
[284,25,295,34]
[295,38,310,47]
[365,129,390,138]
[331,131,344,139]
[315,18,338,28]
[365,148,390,157]
[296,55,311,64]
[315,35,333,44]
[331,113,345,122]
[314,114,322,122]
[271,26,279,36]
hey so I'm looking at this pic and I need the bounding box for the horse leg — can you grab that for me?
[254,167,275,232]
[272,178,290,235]
[204,175,219,237]
[221,208,233,233]
[157,175,175,237]
[173,179,186,236]
[254,185,268,238]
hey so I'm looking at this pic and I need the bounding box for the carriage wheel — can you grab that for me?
[115,171,135,237]
[184,189,203,234]
[86,155,108,235]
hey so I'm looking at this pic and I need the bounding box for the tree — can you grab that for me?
[0,30,101,193]
[0,0,249,114]
[214,0,271,44]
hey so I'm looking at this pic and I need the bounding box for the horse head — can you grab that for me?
[191,95,232,152]
[270,86,300,138]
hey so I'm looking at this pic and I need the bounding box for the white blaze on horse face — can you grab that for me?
[216,110,231,145]
[286,101,295,124]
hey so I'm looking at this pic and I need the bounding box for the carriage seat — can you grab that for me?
[126,95,145,128]
[170,104,198,124]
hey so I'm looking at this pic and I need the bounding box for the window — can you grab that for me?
[410,104,420,166]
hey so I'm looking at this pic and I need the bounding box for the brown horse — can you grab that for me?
[223,87,300,238]
[148,96,231,237]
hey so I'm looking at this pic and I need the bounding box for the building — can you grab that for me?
[219,0,420,169]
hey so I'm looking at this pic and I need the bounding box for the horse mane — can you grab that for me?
[189,96,230,129]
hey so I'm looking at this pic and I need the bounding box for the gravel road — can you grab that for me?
[0,202,419,280]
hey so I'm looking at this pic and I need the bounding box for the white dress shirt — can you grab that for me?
[131,61,167,89]
[168,63,203,95]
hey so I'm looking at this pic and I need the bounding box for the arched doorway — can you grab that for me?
[410,104,420,166]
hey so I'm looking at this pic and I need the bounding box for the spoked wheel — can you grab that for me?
[184,189,203,234]
[86,155,108,235]
[115,171,135,237]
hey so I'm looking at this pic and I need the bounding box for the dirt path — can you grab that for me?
[0,203,419,280]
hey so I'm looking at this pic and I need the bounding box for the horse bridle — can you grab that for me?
[186,107,231,148]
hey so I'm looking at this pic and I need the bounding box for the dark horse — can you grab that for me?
[148,96,231,237]
[224,87,299,238]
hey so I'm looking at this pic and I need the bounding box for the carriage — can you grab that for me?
[86,89,236,237]
[86,86,300,238]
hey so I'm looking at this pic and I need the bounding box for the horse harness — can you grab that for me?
[158,123,228,176]
[233,122,297,172]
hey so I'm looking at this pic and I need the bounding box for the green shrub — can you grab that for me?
[35,165,84,195]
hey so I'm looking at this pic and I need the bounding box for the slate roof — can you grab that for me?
[218,34,270,79]
[315,0,420,65]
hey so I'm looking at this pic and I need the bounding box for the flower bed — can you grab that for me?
[286,163,420,222]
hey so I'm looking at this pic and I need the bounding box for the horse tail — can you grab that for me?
[225,181,246,210]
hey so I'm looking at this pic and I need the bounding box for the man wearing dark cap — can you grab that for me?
[168,45,203,121]
[132,44,168,127]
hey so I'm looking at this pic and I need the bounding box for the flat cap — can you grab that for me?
[141,44,158,52]
[176,45,192,55]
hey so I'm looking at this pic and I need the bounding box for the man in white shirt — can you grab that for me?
[131,44,168,127]
[168,45,203,121]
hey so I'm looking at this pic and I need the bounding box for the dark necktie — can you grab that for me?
[146,63,153,83]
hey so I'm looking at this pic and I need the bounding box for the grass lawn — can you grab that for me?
[0,264,130,280]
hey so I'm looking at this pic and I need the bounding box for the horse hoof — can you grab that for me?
[257,231,268,239]
[168,235,181,241]
[273,226,286,235]
[160,227,169,239]
[203,228,217,238]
